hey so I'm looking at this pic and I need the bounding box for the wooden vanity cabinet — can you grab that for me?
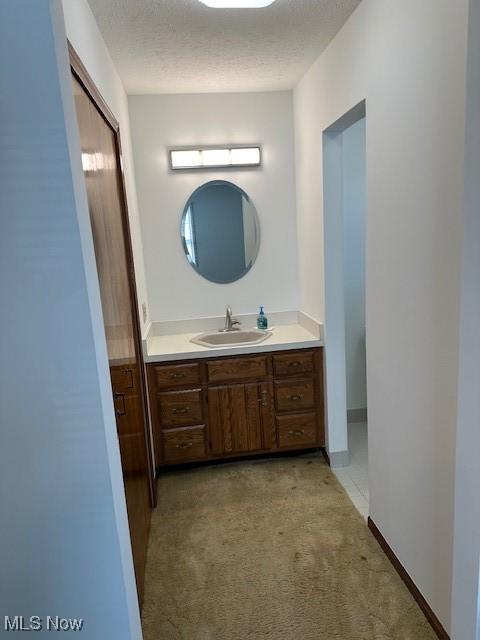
[208,381,275,455]
[147,347,324,467]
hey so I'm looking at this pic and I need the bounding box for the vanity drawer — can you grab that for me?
[277,413,317,448]
[275,379,315,412]
[110,365,138,393]
[158,389,203,427]
[153,362,201,389]
[207,356,268,383]
[162,426,206,463]
[273,351,314,378]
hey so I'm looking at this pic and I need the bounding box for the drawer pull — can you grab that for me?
[122,368,134,389]
[288,429,305,437]
[172,406,189,415]
[289,361,302,368]
[290,394,303,401]
[175,442,193,449]
[259,390,269,407]
[113,391,126,416]
[170,371,187,380]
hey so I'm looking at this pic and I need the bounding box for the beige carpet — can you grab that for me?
[142,456,436,640]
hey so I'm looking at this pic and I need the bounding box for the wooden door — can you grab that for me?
[71,56,153,605]
[208,382,274,455]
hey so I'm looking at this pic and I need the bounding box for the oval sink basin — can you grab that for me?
[191,328,272,348]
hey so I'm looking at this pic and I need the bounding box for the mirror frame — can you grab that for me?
[180,180,261,284]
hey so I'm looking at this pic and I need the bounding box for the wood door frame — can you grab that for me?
[69,41,157,508]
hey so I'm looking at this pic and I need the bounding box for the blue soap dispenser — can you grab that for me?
[257,306,268,330]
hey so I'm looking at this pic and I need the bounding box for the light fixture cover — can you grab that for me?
[169,146,261,170]
[199,0,276,7]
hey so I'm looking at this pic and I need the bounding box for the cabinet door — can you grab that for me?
[245,382,276,452]
[208,382,274,455]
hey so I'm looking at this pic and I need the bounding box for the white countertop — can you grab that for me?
[144,323,323,363]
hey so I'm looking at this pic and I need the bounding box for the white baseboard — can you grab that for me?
[329,450,350,468]
[347,408,367,423]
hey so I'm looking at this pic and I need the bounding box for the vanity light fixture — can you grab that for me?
[199,0,277,7]
[169,146,261,170]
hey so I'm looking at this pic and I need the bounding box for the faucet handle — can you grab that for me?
[220,305,241,332]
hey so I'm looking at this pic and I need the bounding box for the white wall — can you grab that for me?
[128,92,299,322]
[62,0,150,336]
[0,1,140,637]
[342,118,366,412]
[294,0,468,630]
[451,0,480,637]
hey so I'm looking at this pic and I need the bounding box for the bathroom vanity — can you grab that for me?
[145,178,325,467]
[147,345,324,467]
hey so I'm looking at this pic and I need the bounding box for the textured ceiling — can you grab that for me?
[87,0,361,94]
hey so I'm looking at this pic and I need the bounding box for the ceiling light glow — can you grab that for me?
[199,0,277,8]
[170,150,202,168]
[230,147,261,165]
[169,146,262,170]
[202,149,231,166]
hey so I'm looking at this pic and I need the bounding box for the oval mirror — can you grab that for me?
[180,180,260,284]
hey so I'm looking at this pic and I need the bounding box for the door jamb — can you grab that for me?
[322,99,366,466]
[68,41,157,508]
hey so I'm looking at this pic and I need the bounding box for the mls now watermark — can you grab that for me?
[4,616,84,632]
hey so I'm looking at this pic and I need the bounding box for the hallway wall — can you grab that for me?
[451,0,480,636]
[294,0,469,630]
[0,2,141,637]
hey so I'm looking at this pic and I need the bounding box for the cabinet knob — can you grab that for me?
[170,371,186,380]
[289,361,301,368]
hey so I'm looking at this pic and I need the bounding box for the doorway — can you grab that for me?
[322,101,368,517]
[70,44,155,604]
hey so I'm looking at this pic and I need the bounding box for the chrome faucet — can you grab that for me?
[220,305,241,332]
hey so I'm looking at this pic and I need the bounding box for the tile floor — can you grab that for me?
[332,421,369,520]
